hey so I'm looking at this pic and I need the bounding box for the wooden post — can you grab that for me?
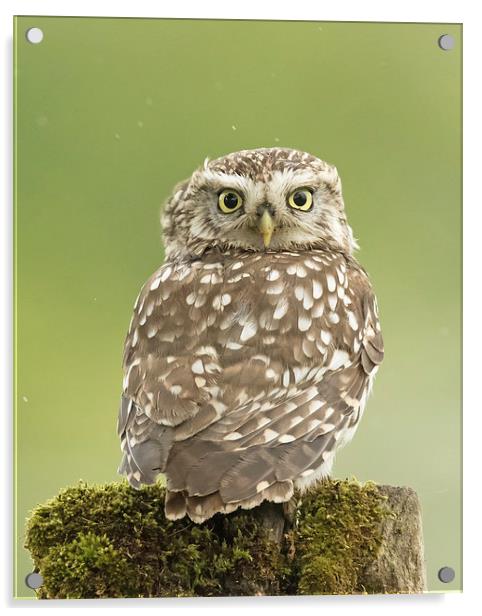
[359,485,427,593]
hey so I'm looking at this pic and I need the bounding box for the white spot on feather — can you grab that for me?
[210,399,227,415]
[282,370,290,387]
[304,259,318,270]
[294,285,304,301]
[324,406,335,420]
[263,428,279,442]
[329,350,350,370]
[273,298,289,320]
[240,320,257,341]
[197,345,217,358]
[328,294,338,311]
[293,366,309,383]
[228,274,242,283]
[194,295,206,308]
[326,274,336,292]
[308,399,324,413]
[312,302,324,318]
[257,416,271,428]
[160,267,172,282]
[191,359,204,374]
[307,419,323,431]
[146,325,158,338]
[321,330,332,345]
[348,311,359,330]
[298,314,311,332]
[289,415,304,428]
[150,277,161,291]
[278,434,296,443]
[224,431,243,441]
[312,280,323,299]
[303,293,314,310]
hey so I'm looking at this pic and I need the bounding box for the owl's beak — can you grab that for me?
[258,209,275,248]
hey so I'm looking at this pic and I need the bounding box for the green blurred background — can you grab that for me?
[14,17,461,597]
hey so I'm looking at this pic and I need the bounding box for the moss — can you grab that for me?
[24,479,390,598]
[25,481,287,598]
[38,532,137,599]
[291,479,391,595]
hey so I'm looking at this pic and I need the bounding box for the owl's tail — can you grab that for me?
[162,431,335,524]
[164,481,295,524]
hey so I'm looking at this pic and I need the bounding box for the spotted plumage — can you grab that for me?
[118,147,383,523]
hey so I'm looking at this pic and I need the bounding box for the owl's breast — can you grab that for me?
[124,250,366,405]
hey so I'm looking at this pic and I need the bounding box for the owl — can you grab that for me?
[117,147,384,523]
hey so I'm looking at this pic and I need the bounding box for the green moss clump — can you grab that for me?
[24,478,391,598]
[292,479,390,595]
[24,481,287,598]
[38,532,136,598]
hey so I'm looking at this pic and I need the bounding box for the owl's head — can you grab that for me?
[162,148,358,258]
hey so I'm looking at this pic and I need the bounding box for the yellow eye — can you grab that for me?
[218,190,243,214]
[288,188,313,211]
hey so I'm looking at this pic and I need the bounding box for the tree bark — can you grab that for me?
[359,485,427,593]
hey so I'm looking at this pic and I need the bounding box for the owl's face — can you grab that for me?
[162,148,358,258]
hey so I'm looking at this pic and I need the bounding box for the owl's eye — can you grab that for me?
[288,188,313,211]
[218,190,243,214]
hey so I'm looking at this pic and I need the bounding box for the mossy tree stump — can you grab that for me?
[24,479,426,598]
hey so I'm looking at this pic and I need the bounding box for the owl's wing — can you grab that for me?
[118,256,231,487]
[117,395,173,487]
[163,262,384,519]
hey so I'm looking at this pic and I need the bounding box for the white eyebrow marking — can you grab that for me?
[201,169,258,195]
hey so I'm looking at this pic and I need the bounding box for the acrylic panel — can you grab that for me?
[14,16,462,598]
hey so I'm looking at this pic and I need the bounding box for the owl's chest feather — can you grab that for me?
[131,251,364,381]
